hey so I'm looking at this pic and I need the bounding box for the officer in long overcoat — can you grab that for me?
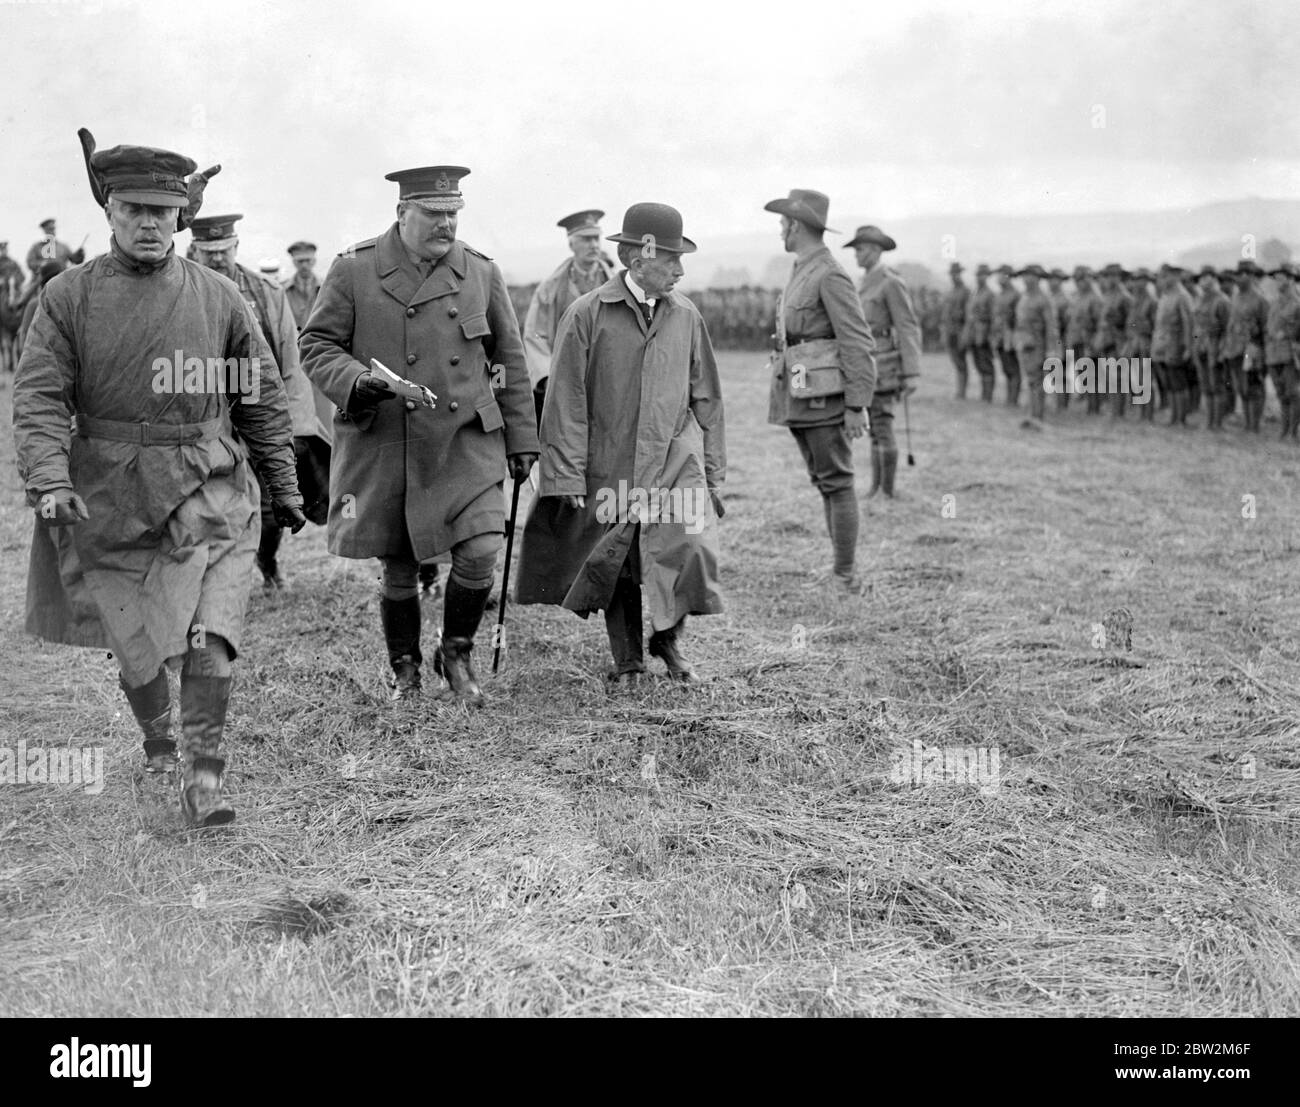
[299,166,539,705]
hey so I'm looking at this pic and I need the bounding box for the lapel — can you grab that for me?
[375,224,468,308]
[602,272,653,337]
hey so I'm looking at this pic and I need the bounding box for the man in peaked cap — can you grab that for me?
[516,202,726,686]
[941,262,971,399]
[13,135,302,828]
[1192,266,1232,430]
[283,240,320,332]
[845,225,920,499]
[764,190,875,594]
[990,265,1021,405]
[1012,265,1061,422]
[189,212,333,589]
[26,217,85,277]
[963,263,997,402]
[1264,263,1300,439]
[1220,259,1271,432]
[300,165,539,706]
[522,210,616,427]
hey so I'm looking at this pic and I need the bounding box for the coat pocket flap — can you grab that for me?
[460,312,492,340]
[477,401,504,432]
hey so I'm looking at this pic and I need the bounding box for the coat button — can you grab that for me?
[406,354,417,365]
[448,307,459,317]
[449,401,459,412]
[449,355,460,365]
[405,307,416,317]
[405,400,416,411]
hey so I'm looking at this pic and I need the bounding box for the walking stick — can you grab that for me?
[903,392,916,466]
[492,477,524,674]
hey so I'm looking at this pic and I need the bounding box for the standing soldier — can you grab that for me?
[1012,265,1060,422]
[1065,266,1102,413]
[1265,263,1300,439]
[1125,268,1157,421]
[991,265,1021,405]
[283,241,321,331]
[1192,266,1232,430]
[964,263,997,402]
[941,262,970,398]
[1047,268,1071,359]
[845,225,920,498]
[516,203,726,685]
[299,165,539,705]
[1151,263,1196,426]
[762,189,875,594]
[1095,263,1132,417]
[26,217,85,276]
[522,210,615,427]
[13,137,303,827]
[1220,260,1271,433]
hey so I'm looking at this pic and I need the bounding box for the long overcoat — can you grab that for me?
[515,274,726,632]
[298,225,539,560]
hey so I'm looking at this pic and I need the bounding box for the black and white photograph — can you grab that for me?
[0,0,1296,1051]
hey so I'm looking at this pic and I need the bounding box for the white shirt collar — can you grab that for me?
[624,270,656,307]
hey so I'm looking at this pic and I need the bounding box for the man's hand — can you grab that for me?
[508,453,538,482]
[844,407,870,440]
[351,372,395,411]
[710,489,726,519]
[271,500,307,534]
[36,488,89,527]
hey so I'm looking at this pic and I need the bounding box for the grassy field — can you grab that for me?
[1,351,1298,1017]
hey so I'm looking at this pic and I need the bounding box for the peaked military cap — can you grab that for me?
[386,165,470,211]
[607,202,697,254]
[558,210,604,236]
[188,213,243,251]
[843,225,897,251]
[763,189,837,234]
[287,240,316,256]
[90,145,197,207]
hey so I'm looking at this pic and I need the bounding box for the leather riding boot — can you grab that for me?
[1006,374,1020,406]
[648,617,701,683]
[881,447,899,497]
[179,675,235,828]
[436,578,492,705]
[121,669,175,774]
[866,446,883,498]
[604,575,645,678]
[256,525,285,591]
[379,595,423,700]
[981,374,995,403]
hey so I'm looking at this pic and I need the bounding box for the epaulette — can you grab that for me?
[341,237,377,256]
[463,244,493,262]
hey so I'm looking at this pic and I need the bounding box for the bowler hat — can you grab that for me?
[189,213,243,251]
[607,202,697,255]
[763,189,838,234]
[89,145,196,208]
[843,225,897,251]
[386,165,470,212]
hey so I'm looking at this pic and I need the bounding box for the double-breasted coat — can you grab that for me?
[299,225,539,561]
[515,274,726,632]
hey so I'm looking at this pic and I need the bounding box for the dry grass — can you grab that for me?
[1,355,1298,1017]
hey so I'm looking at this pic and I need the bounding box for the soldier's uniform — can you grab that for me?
[1125,269,1157,421]
[1152,264,1197,426]
[25,220,85,275]
[1065,267,1102,412]
[991,265,1021,404]
[283,240,322,331]
[1095,264,1133,417]
[963,263,997,401]
[1191,267,1232,429]
[1264,263,1300,439]
[1012,265,1060,421]
[846,226,920,497]
[764,189,875,592]
[941,262,971,398]
[1048,269,1071,345]
[1220,260,1271,432]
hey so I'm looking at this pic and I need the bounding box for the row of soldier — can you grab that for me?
[937,259,1300,436]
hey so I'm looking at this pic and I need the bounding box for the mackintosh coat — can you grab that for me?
[12,244,298,685]
[299,225,539,561]
[856,261,921,394]
[522,255,614,388]
[515,273,726,633]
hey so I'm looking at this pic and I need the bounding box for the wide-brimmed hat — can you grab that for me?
[763,189,837,234]
[1099,262,1129,277]
[1015,264,1049,279]
[843,225,897,251]
[1236,259,1263,276]
[974,263,992,277]
[606,202,696,255]
[1049,267,1068,280]
[1072,265,1093,279]
[1158,262,1186,275]
[1130,267,1154,281]
[994,263,1015,276]
[948,261,964,274]
[1269,262,1298,279]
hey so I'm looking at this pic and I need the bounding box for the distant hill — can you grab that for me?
[498,198,1300,290]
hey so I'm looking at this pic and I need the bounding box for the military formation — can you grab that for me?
[939,259,1300,435]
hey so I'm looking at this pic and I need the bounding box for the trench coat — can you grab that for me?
[515,274,726,632]
[298,225,539,560]
[12,244,298,685]
[522,255,614,388]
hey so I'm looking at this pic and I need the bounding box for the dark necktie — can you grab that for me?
[640,301,654,327]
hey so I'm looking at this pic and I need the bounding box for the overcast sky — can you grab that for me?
[3,0,1297,279]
